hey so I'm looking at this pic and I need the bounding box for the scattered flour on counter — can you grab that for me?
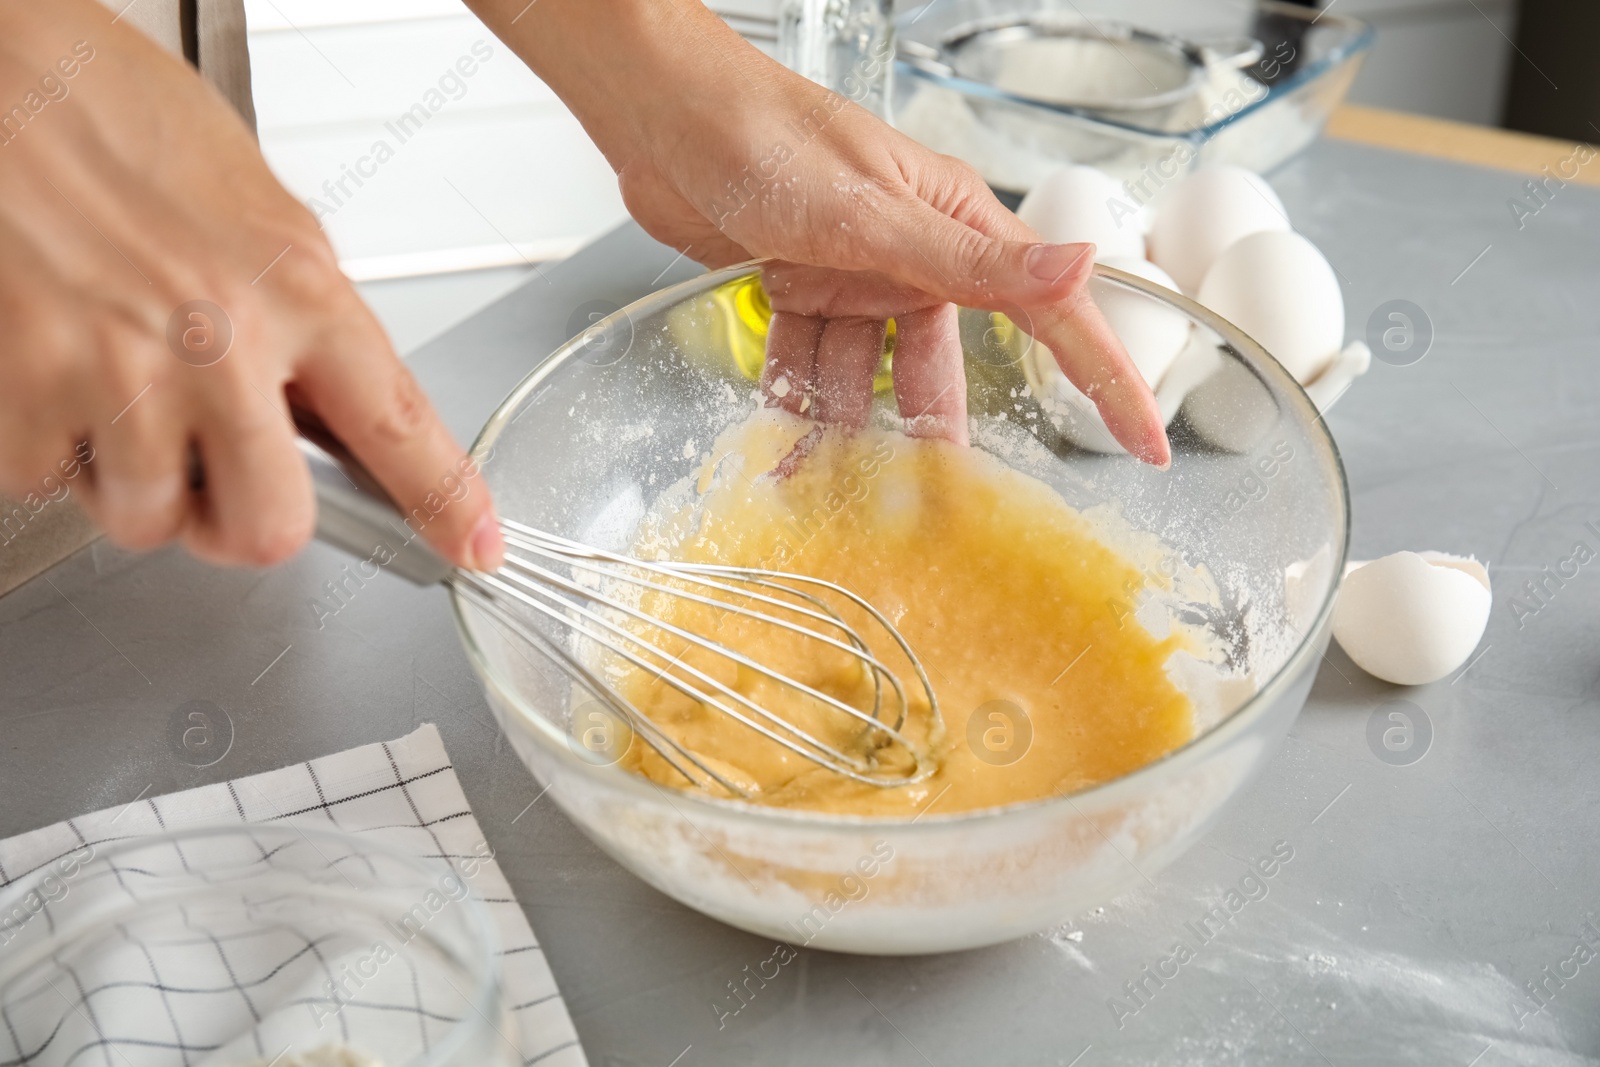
[1197,919,1579,1064]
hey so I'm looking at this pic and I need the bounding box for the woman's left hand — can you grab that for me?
[472,0,1169,466]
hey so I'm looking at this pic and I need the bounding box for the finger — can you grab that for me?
[292,305,502,571]
[891,304,968,445]
[761,311,823,417]
[69,314,197,550]
[1033,295,1171,467]
[86,377,190,551]
[0,283,92,499]
[180,378,315,567]
[884,196,1168,464]
[812,317,886,429]
[0,403,84,501]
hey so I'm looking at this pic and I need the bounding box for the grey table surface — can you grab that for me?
[3,137,1599,1066]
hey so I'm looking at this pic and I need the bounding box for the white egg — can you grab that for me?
[1095,256,1192,386]
[1332,552,1492,686]
[1148,166,1290,293]
[1178,352,1279,454]
[1017,166,1145,261]
[1020,258,1190,455]
[1198,230,1345,384]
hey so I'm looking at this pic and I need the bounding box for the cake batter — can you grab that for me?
[616,413,1192,817]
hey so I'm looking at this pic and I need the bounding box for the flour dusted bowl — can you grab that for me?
[451,262,1348,954]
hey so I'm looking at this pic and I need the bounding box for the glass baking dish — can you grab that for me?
[893,0,1373,195]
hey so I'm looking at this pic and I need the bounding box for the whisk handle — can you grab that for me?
[294,415,454,587]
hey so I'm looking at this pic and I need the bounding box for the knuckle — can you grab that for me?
[265,238,344,305]
[365,364,432,445]
[183,280,256,351]
[187,348,274,424]
[0,340,67,405]
[21,310,80,361]
[6,313,83,395]
[102,505,183,553]
[90,312,164,386]
[943,157,987,193]
[954,226,1003,280]
[232,504,313,567]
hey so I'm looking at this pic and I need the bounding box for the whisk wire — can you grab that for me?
[456,582,751,796]
[489,550,911,757]
[501,524,911,725]
[462,519,943,793]
[472,564,925,785]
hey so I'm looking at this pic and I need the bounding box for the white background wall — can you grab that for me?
[245,0,1516,286]
[244,0,629,281]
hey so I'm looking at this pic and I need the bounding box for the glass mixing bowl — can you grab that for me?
[0,826,511,1065]
[452,263,1348,955]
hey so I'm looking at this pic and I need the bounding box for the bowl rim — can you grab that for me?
[451,260,1350,831]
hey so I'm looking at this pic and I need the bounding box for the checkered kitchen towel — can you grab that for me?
[0,724,585,1066]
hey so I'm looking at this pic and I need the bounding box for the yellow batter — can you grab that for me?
[613,413,1193,817]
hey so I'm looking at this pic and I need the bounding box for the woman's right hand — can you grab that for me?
[0,0,504,570]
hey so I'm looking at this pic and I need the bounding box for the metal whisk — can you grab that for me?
[297,425,941,798]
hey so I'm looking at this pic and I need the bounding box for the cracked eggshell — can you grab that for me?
[1332,551,1492,686]
[1017,166,1146,261]
[1148,166,1291,293]
[1197,230,1345,385]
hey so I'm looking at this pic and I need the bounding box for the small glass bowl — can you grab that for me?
[893,0,1374,194]
[0,826,511,1066]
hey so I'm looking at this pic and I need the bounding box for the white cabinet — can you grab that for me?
[244,0,629,280]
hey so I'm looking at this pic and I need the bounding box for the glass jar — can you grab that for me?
[777,0,896,118]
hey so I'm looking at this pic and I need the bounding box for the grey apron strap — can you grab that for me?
[91,0,256,129]
[102,0,186,58]
[196,0,256,132]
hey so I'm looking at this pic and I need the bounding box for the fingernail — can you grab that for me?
[1025,243,1094,284]
[468,511,505,572]
[1143,432,1173,470]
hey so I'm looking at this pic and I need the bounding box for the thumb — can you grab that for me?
[860,197,1097,311]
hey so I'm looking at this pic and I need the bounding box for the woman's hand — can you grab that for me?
[473,0,1169,465]
[0,0,502,569]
